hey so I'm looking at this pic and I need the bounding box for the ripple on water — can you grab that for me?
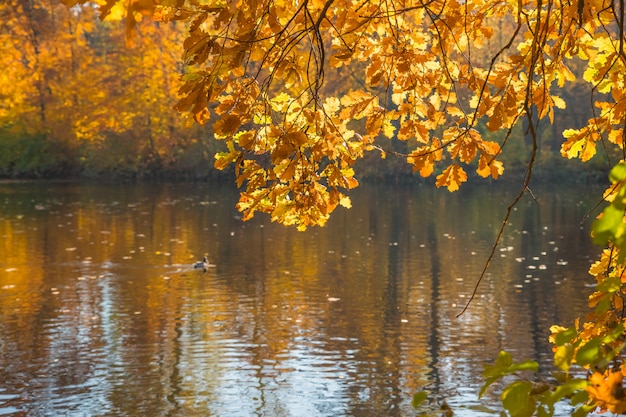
[213,337,360,416]
[0,182,603,417]
[0,392,22,417]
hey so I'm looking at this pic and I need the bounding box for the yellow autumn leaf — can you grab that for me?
[408,153,435,177]
[382,118,396,139]
[552,95,566,109]
[556,62,576,87]
[366,58,385,86]
[284,131,308,148]
[323,96,341,114]
[214,144,241,170]
[458,130,480,163]
[477,154,504,179]
[392,90,407,106]
[270,92,292,112]
[586,370,626,414]
[608,128,624,145]
[561,128,598,161]
[340,90,377,120]
[234,130,255,149]
[436,164,467,192]
[408,140,443,178]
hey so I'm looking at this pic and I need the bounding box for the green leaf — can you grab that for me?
[480,375,502,398]
[594,295,612,316]
[598,276,622,293]
[593,204,625,246]
[554,344,575,371]
[411,391,428,409]
[570,389,589,405]
[483,351,513,378]
[541,378,587,406]
[554,327,578,346]
[467,404,499,413]
[502,381,535,417]
[537,405,551,417]
[575,338,601,366]
[609,162,626,182]
[550,370,570,383]
[480,351,538,398]
[572,403,596,417]
[602,323,624,343]
[508,360,540,373]
[593,339,626,370]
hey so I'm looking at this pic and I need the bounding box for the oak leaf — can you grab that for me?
[586,370,626,413]
[436,164,467,192]
[407,139,443,177]
[213,114,242,138]
[477,155,504,179]
[561,127,599,161]
[339,90,377,120]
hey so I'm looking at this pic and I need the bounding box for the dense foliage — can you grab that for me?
[0,0,227,178]
[59,0,620,229]
[9,0,626,413]
[0,0,608,181]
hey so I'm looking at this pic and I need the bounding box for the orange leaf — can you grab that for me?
[459,137,478,163]
[339,90,378,120]
[366,58,385,86]
[284,131,308,148]
[214,114,242,137]
[407,139,443,177]
[436,164,467,192]
[477,155,504,179]
[487,103,505,132]
[586,370,626,414]
[561,127,598,161]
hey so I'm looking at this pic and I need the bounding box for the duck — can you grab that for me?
[193,256,209,272]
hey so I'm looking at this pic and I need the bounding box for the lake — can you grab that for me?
[0,180,603,416]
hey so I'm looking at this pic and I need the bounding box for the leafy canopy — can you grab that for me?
[68,0,618,230]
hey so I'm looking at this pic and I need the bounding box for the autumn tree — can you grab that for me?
[0,0,84,174]
[63,0,626,413]
[0,0,221,177]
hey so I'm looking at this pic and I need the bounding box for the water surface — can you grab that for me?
[0,181,602,416]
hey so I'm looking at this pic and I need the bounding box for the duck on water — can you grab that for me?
[193,256,213,272]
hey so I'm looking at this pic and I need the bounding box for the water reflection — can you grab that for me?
[0,181,601,416]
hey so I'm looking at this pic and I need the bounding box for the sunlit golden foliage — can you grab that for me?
[586,370,626,413]
[59,0,623,229]
[0,0,221,177]
[53,0,626,413]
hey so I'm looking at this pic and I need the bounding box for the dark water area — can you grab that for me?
[0,180,603,416]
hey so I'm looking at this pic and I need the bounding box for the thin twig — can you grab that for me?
[456,183,534,317]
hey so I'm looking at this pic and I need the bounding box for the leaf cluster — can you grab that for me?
[482,218,626,415]
[479,351,591,416]
[65,0,619,228]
